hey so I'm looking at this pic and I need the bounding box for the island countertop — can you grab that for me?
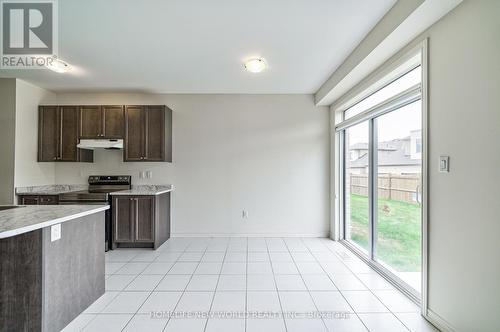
[0,204,109,239]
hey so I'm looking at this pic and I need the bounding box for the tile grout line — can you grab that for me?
[335,246,412,331]
[266,238,289,332]
[80,249,146,330]
[153,239,196,332]
[202,237,229,332]
[302,238,370,332]
[73,238,415,332]
[288,238,330,332]
[245,238,248,332]
[175,238,211,332]
[122,238,195,332]
[323,239,411,331]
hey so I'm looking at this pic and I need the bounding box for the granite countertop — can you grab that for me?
[15,184,88,195]
[110,184,174,196]
[0,205,109,239]
[15,184,174,196]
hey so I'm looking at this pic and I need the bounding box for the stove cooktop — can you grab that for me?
[59,175,132,202]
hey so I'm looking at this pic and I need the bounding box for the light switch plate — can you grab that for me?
[439,156,449,173]
[51,224,61,242]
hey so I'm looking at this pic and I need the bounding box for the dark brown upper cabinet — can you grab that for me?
[124,105,172,162]
[79,105,125,139]
[38,106,59,161]
[38,106,93,162]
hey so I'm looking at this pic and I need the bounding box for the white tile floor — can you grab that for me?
[63,237,438,332]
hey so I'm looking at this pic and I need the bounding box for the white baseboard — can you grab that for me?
[170,232,330,238]
[425,309,456,332]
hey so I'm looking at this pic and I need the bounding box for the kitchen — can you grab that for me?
[1,1,497,331]
[1,102,174,331]
[20,103,174,250]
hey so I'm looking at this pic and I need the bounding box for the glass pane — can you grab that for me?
[344,121,369,253]
[374,100,422,293]
[345,66,421,120]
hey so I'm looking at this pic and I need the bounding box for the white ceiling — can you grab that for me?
[0,0,396,93]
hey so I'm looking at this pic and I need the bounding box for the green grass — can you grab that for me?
[348,194,421,272]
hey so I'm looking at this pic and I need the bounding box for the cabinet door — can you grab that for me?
[135,197,154,242]
[20,196,40,205]
[145,106,165,161]
[79,106,102,138]
[59,106,79,161]
[124,106,145,161]
[38,106,59,162]
[103,106,125,138]
[113,197,134,243]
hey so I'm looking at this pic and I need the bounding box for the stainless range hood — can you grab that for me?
[77,139,123,150]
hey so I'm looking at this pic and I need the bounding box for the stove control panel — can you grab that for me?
[88,175,131,184]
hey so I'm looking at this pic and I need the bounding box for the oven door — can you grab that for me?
[59,201,111,251]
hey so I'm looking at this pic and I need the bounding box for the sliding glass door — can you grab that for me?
[374,101,422,293]
[344,121,370,254]
[339,64,423,297]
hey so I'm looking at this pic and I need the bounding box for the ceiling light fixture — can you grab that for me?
[45,56,71,73]
[244,58,267,73]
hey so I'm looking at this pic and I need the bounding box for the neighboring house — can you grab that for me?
[348,130,422,175]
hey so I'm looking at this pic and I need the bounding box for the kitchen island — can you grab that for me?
[0,204,109,332]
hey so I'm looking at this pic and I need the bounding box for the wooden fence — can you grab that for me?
[349,174,421,204]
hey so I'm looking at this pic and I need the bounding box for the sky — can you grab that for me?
[344,65,422,145]
[346,100,422,145]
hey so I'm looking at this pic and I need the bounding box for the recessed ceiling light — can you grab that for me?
[45,56,71,73]
[244,58,267,73]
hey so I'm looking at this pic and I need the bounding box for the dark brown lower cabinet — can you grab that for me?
[135,197,154,242]
[18,195,59,205]
[112,193,170,249]
[113,196,134,243]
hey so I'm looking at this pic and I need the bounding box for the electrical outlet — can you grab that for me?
[51,224,61,242]
[242,210,248,218]
[146,171,152,179]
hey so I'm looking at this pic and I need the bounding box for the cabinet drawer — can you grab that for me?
[39,195,59,205]
[19,195,40,205]
[19,195,59,205]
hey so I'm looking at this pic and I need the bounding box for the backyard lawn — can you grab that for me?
[349,194,421,272]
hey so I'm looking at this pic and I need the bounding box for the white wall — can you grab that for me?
[424,1,500,330]
[54,94,330,237]
[14,80,57,187]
